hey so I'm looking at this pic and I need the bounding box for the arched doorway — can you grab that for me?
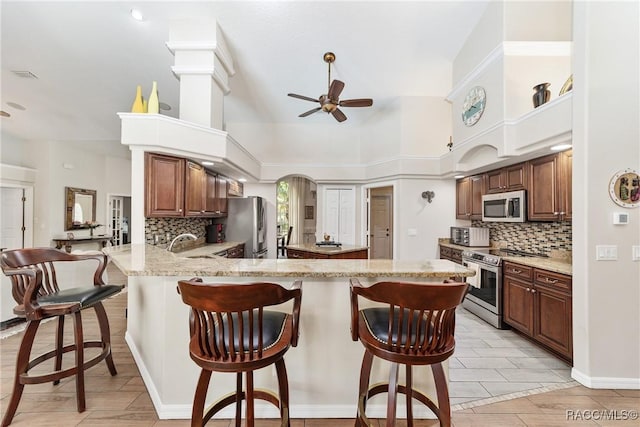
[276,175,317,257]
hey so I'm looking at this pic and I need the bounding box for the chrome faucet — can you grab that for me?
[166,233,197,252]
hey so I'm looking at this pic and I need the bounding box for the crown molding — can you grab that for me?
[165,41,235,76]
[169,66,231,94]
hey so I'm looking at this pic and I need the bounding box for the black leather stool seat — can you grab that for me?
[223,311,287,351]
[38,285,124,309]
[362,307,433,346]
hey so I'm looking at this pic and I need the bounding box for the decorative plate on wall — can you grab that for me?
[609,168,640,208]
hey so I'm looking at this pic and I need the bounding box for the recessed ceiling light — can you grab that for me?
[130,8,144,21]
[201,161,214,166]
[159,102,171,111]
[238,178,247,183]
[453,174,465,179]
[0,111,10,118]
[550,143,572,151]
[6,102,26,111]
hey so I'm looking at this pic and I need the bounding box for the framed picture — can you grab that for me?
[305,205,314,220]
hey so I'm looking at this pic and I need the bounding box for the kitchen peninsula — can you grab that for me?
[105,244,474,420]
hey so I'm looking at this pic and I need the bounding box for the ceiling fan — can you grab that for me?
[288,52,373,123]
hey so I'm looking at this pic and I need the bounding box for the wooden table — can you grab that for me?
[53,236,113,253]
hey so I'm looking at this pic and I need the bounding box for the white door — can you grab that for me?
[323,188,355,245]
[109,196,124,246]
[370,194,393,259]
[1,187,25,321]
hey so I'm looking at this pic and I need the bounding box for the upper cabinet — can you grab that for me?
[145,152,229,218]
[145,152,185,217]
[456,174,485,220]
[528,150,572,221]
[485,163,527,194]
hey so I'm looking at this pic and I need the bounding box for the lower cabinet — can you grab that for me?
[226,244,245,259]
[503,261,572,362]
[286,248,368,259]
[439,245,462,264]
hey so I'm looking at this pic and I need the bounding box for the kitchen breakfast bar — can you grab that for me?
[104,244,474,420]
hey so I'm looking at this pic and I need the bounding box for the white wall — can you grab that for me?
[503,0,572,42]
[572,1,640,388]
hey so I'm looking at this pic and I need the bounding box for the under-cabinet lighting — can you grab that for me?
[130,8,144,21]
[550,143,572,151]
[238,178,247,182]
[453,174,465,179]
[201,161,214,166]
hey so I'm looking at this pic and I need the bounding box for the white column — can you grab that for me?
[166,19,235,130]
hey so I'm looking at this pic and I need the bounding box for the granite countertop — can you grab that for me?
[286,243,368,255]
[438,239,572,276]
[104,244,474,279]
[170,241,244,258]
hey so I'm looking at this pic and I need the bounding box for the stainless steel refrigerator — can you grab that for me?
[225,196,267,258]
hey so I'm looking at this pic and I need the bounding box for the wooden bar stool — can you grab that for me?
[0,248,124,427]
[350,279,470,427]
[177,278,302,427]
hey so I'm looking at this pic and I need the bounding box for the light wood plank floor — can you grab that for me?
[1,279,638,426]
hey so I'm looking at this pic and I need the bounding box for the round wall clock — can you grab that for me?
[461,86,486,127]
[609,168,640,208]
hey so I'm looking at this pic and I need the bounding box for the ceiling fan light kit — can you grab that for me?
[288,52,373,122]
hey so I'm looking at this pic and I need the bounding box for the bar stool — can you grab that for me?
[0,248,124,427]
[350,279,470,427]
[177,278,302,427]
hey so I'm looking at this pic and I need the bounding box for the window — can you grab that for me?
[277,180,289,233]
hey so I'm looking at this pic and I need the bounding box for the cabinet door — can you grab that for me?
[205,172,218,215]
[145,153,184,217]
[528,154,561,221]
[485,170,505,194]
[469,174,485,219]
[216,176,228,215]
[560,150,572,221]
[185,161,206,217]
[505,163,527,191]
[456,178,471,219]
[503,276,534,335]
[534,285,572,360]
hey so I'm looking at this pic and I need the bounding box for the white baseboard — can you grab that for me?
[572,368,640,389]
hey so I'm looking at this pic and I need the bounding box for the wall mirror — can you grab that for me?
[65,187,97,231]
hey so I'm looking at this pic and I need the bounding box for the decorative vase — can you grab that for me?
[532,82,551,108]
[131,85,144,113]
[142,99,148,113]
[147,81,159,114]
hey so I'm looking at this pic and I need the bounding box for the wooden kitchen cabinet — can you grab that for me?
[185,161,206,216]
[456,174,485,220]
[486,162,527,194]
[528,150,572,221]
[503,261,572,362]
[145,152,185,217]
[204,172,228,216]
[439,244,462,264]
[226,243,244,258]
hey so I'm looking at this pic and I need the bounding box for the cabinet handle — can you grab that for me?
[511,269,522,274]
[544,278,558,284]
[531,289,537,293]
[526,287,531,292]
[553,212,559,215]
[179,209,183,212]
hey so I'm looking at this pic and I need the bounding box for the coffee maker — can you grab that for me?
[206,223,225,243]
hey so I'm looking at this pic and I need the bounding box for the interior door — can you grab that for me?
[1,187,25,321]
[109,196,124,246]
[370,188,393,259]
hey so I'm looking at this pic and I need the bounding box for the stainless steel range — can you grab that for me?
[461,248,548,329]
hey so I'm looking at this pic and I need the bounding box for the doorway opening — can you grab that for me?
[367,186,394,259]
[108,195,131,246]
[276,176,317,257]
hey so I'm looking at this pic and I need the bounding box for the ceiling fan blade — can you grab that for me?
[299,107,322,117]
[332,108,347,122]
[339,98,373,108]
[327,80,345,100]
[288,93,319,103]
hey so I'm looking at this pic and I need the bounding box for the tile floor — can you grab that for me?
[1,265,637,426]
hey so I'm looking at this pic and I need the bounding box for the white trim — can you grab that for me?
[169,66,231,95]
[572,368,640,389]
[165,41,235,76]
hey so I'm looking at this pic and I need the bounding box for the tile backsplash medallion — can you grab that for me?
[145,218,209,245]
[471,221,572,253]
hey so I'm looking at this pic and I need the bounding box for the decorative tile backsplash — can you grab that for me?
[471,221,572,253]
[145,218,209,246]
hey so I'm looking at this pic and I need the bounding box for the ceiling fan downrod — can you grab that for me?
[323,52,336,95]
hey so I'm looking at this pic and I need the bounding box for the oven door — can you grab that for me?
[462,259,501,315]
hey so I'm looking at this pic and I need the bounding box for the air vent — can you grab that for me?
[12,70,38,79]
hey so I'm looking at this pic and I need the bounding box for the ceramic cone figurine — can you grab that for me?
[147,81,159,114]
[131,85,144,113]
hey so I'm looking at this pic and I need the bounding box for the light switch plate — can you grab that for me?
[633,245,640,261]
[596,245,618,261]
[407,228,417,237]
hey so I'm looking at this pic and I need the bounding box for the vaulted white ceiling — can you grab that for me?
[1,1,489,150]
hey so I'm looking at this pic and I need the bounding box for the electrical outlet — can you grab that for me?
[596,245,618,261]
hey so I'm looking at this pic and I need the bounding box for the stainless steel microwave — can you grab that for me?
[482,190,526,222]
